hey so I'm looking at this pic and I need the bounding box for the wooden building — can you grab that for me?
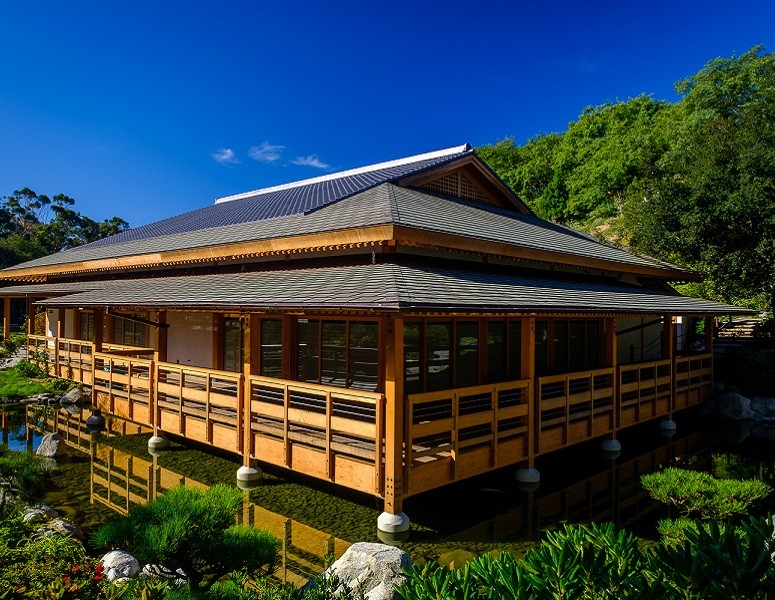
[0,144,748,532]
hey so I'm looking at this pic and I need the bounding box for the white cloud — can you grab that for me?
[291,154,330,169]
[212,147,239,165]
[248,141,285,163]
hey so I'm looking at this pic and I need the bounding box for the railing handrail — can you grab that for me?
[157,361,242,381]
[249,373,384,402]
[407,378,531,405]
[618,358,672,371]
[537,367,615,386]
[94,352,154,368]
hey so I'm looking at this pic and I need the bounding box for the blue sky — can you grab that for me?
[1,1,774,228]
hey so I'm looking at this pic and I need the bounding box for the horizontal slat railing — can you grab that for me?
[407,379,531,495]
[93,352,154,423]
[156,362,243,453]
[537,367,615,454]
[56,337,94,385]
[674,353,713,409]
[26,334,57,376]
[618,359,672,426]
[248,375,385,495]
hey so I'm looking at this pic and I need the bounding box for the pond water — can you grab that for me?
[2,405,774,585]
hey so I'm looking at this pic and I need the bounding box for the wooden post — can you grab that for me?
[57,310,66,339]
[663,315,676,417]
[704,316,714,355]
[242,315,259,465]
[521,317,537,464]
[73,310,81,341]
[383,315,405,516]
[26,297,35,335]
[105,311,115,345]
[2,297,10,340]
[604,317,618,438]
[154,311,168,363]
[281,315,293,380]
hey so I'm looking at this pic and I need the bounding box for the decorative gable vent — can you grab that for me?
[417,171,496,205]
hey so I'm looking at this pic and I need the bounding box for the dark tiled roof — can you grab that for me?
[73,145,474,250]
[33,263,747,315]
[4,183,688,277]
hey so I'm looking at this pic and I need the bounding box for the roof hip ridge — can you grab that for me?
[213,143,472,205]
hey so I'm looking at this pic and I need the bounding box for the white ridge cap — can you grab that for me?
[214,143,472,205]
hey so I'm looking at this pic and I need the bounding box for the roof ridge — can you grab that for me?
[214,144,471,205]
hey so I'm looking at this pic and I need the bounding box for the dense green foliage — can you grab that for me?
[0,188,128,269]
[0,446,46,514]
[479,46,775,309]
[92,484,278,591]
[396,518,775,599]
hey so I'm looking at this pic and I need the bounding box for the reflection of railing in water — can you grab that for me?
[83,432,350,586]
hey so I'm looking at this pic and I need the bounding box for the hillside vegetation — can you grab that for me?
[478,46,775,311]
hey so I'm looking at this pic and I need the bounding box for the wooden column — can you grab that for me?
[604,317,619,437]
[281,315,293,380]
[26,297,35,335]
[383,315,405,515]
[663,316,676,416]
[521,317,537,465]
[242,314,259,464]
[105,312,115,346]
[704,316,714,355]
[2,297,10,340]
[73,310,81,341]
[57,310,66,338]
[154,311,168,363]
[92,311,104,410]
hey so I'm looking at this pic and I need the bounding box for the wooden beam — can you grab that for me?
[26,297,35,335]
[2,297,10,341]
[383,315,405,515]
[57,310,66,338]
[73,310,81,341]
[605,318,619,435]
[93,310,103,352]
[281,315,293,380]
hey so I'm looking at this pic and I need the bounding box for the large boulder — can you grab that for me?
[715,392,754,421]
[750,397,775,421]
[36,433,66,457]
[102,550,141,581]
[311,542,413,600]
[22,504,58,522]
[60,386,89,405]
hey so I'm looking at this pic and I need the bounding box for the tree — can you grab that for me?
[0,188,129,269]
[92,484,278,591]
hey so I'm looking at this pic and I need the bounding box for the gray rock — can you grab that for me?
[102,550,141,581]
[60,386,88,404]
[750,397,775,420]
[310,542,413,600]
[142,564,187,586]
[715,392,754,420]
[48,518,84,540]
[20,397,39,404]
[750,423,775,441]
[36,433,66,457]
[23,504,58,522]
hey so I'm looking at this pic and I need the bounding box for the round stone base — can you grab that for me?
[600,438,622,453]
[376,528,411,545]
[514,467,541,484]
[236,465,263,482]
[147,436,170,451]
[377,511,410,534]
[659,419,677,431]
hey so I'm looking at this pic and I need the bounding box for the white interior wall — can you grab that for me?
[166,312,214,368]
[64,309,75,339]
[45,308,59,337]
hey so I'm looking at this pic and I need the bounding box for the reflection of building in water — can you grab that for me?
[27,406,349,586]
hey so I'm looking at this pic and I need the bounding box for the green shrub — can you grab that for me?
[641,467,771,521]
[0,446,46,515]
[14,358,46,379]
[92,484,279,591]
[752,317,775,339]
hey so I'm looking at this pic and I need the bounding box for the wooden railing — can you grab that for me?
[248,376,385,496]
[93,353,154,424]
[27,334,56,376]
[102,343,155,358]
[618,359,672,427]
[156,363,243,454]
[56,338,94,384]
[407,379,531,495]
[537,368,615,454]
[674,353,713,410]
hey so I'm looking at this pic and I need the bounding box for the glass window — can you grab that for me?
[586,321,601,369]
[259,319,282,377]
[322,321,347,386]
[553,321,568,374]
[297,319,320,383]
[456,321,479,387]
[222,318,242,373]
[349,322,378,391]
[568,320,585,372]
[535,321,548,376]
[113,314,148,347]
[79,313,95,342]
[404,322,422,394]
[507,320,522,379]
[487,321,506,383]
[426,322,451,392]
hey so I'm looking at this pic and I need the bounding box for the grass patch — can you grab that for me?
[0,368,57,399]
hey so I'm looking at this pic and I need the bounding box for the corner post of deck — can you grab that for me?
[660,314,678,433]
[26,296,35,335]
[3,297,11,340]
[601,317,621,455]
[154,310,168,363]
[378,314,410,534]
[237,313,262,485]
[515,317,540,486]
